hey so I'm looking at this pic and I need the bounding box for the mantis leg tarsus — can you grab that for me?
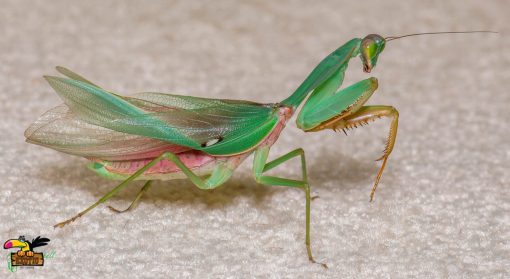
[253,147,327,268]
[304,182,328,268]
[370,155,389,202]
[108,180,153,214]
[54,210,87,228]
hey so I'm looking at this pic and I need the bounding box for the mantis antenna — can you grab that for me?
[385,30,498,41]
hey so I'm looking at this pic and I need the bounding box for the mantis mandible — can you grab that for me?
[25,31,495,268]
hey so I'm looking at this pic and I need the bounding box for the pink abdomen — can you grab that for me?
[100,150,217,175]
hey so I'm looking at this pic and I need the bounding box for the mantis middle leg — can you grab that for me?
[253,146,327,268]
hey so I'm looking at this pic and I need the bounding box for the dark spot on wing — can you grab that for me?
[201,136,224,147]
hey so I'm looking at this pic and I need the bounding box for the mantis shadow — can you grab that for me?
[307,147,395,193]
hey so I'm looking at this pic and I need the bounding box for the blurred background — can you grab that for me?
[0,0,508,278]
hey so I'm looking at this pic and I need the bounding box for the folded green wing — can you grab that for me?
[36,71,278,156]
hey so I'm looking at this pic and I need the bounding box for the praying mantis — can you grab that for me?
[25,31,495,267]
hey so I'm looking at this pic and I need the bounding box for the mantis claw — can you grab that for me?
[309,258,328,269]
[54,206,92,228]
[107,205,129,214]
[307,243,328,268]
[54,216,79,228]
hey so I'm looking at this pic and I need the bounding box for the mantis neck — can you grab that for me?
[280,38,361,110]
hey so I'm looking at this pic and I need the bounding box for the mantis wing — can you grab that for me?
[25,104,191,161]
[55,66,101,87]
[26,74,278,158]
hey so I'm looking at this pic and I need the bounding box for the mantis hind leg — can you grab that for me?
[320,105,399,201]
[54,153,169,228]
[253,146,327,268]
[108,180,153,214]
[54,152,233,228]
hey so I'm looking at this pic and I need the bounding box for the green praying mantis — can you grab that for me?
[25,31,495,267]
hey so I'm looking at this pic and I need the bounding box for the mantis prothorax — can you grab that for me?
[25,31,496,267]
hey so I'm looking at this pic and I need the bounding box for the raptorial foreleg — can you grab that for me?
[328,105,399,201]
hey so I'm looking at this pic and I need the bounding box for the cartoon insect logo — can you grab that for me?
[3,236,50,266]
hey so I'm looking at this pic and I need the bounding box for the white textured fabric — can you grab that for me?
[0,1,508,278]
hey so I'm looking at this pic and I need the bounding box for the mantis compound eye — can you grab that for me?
[360,34,386,73]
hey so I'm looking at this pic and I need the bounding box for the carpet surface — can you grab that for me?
[0,0,508,278]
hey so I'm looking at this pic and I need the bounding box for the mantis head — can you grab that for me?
[360,34,386,73]
[358,31,498,73]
